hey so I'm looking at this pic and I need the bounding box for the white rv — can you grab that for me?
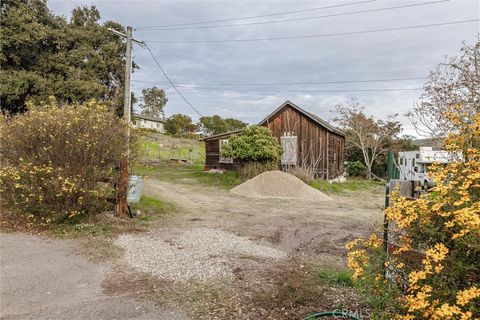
[398,147,458,188]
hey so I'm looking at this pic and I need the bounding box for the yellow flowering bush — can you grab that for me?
[347,104,480,319]
[0,98,127,220]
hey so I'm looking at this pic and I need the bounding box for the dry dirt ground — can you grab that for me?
[144,178,383,263]
[1,176,383,320]
[108,177,384,319]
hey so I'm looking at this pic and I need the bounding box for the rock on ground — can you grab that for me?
[115,228,286,282]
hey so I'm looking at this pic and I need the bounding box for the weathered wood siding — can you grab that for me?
[263,105,345,179]
[204,139,242,170]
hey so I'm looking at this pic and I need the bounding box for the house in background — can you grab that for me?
[132,113,165,133]
[201,100,345,179]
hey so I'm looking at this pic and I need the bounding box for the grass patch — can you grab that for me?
[136,133,205,164]
[190,170,244,189]
[49,222,116,238]
[130,195,175,221]
[134,162,245,189]
[318,269,353,287]
[309,178,384,195]
[2,195,175,239]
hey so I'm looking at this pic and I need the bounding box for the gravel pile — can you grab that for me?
[115,228,286,282]
[231,170,332,201]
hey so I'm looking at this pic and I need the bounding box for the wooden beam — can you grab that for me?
[117,155,128,219]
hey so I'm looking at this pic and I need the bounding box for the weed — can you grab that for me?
[318,269,353,287]
[49,222,116,239]
[309,179,383,195]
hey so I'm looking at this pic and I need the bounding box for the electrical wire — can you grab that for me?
[135,0,376,29]
[173,86,424,92]
[144,19,479,43]
[133,81,423,93]
[139,0,449,31]
[131,76,427,86]
[142,43,203,117]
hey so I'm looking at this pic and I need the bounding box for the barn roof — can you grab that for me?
[199,129,243,141]
[258,100,345,137]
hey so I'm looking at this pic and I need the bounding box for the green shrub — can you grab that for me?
[0,99,126,221]
[346,161,367,177]
[221,125,282,162]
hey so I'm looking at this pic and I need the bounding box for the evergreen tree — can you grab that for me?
[0,0,133,114]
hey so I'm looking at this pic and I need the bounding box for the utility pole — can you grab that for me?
[108,26,144,219]
[124,26,132,128]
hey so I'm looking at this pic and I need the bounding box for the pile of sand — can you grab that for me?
[231,170,332,201]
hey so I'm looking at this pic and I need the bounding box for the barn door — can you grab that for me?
[281,132,297,165]
[219,139,233,163]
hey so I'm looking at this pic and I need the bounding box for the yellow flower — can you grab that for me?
[456,287,480,306]
[425,243,448,263]
[432,303,461,319]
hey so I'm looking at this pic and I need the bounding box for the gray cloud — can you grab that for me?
[50,0,480,136]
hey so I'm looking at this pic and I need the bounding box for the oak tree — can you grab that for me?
[139,86,167,118]
[0,0,132,114]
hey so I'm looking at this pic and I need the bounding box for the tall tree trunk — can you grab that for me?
[366,164,372,180]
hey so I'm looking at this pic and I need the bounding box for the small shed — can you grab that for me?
[201,130,243,171]
[200,100,345,179]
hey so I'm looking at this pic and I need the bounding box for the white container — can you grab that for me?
[127,175,144,203]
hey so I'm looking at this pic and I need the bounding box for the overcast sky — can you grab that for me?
[49,0,479,136]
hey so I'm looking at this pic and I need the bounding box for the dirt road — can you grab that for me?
[0,233,189,320]
[1,177,383,319]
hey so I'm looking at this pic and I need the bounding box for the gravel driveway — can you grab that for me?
[142,177,383,260]
[107,177,383,319]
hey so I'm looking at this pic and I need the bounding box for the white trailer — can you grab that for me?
[398,147,458,188]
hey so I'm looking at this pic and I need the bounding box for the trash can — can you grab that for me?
[127,175,144,203]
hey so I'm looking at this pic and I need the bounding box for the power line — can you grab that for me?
[144,18,479,43]
[135,0,376,29]
[132,81,423,93]
[132,76,427,86]
[142,44,203,117]
[171,86,424,93]
[139,0,449,31]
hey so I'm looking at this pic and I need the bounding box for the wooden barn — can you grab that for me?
[201,100,345,179]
